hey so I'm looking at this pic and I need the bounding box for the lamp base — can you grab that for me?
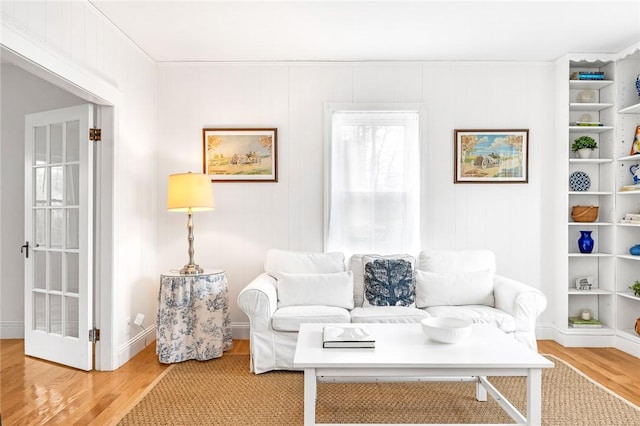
[179,263,204,275]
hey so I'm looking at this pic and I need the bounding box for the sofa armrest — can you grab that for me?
[494,274,547,332]
[237,272,278,329]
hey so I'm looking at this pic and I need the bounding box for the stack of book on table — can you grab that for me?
[620,213,640,223]
[570,71,605,80]
[322,324,375,348]
[569,317,602,328]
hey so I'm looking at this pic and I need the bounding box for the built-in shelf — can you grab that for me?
[569,102,614,111]
[618,291,640,301]
[617,154,640,161]
[569,80,614,90]
[569,289,613,295]
[568,252,614,257]
[568,191,614,195]
[618,102,640,114]
[559,52,640,358]
[616,254,640,261]
[569,158,613,164]
[568,222,613,226]
[569,126,614,133]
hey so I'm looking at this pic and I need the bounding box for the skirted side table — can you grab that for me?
[156,270,232,363]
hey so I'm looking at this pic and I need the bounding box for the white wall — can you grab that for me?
[0,64,85,338]
[156,62,555,333]
[1,0,157,369]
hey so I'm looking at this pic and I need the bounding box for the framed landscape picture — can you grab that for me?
[202,128,277,182]
[454,129,529,183]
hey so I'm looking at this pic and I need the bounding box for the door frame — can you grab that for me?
[1,34,121,370]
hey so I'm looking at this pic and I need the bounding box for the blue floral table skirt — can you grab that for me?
[157,271,233,363]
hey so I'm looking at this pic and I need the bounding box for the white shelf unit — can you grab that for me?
[557,57,617,343]
[555,47,640,355]
[614,49,640,355]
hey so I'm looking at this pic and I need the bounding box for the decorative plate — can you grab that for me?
[578,113,592,122]
[570,171,591,191]
[577,90,596,103]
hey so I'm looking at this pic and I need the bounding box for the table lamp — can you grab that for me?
[167,172,215,274]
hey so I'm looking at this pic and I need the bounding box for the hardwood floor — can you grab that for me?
[1,339,638,425]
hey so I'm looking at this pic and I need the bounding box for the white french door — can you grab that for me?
[24,104,94,371]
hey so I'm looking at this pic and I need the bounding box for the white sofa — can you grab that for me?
[237,249,547,374]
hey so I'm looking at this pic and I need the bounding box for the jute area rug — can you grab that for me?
[118,354,640,425]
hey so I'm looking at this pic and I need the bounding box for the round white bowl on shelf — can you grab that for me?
[421,317,472,344]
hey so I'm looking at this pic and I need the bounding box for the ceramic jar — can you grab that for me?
[578,231,594,254]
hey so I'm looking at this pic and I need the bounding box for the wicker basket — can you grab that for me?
[571,205,599,222]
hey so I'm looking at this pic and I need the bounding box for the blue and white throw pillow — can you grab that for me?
[363,257,415,307]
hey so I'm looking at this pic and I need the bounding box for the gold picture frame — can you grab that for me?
[202,128,277,182]
[454,129,529,183]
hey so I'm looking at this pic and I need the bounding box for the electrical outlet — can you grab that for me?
[134,313,145,326]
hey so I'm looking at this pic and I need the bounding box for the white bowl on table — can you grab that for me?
[421,317,472,343]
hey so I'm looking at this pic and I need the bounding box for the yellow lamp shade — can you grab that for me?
[167,172,215,212]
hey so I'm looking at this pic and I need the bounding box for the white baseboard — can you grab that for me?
[232,322,250,339]
[535,322,555,340]
[114,322,250,368]
[117,325,156,368]
[0,321,24,338]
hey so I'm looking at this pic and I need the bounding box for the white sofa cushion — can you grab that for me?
[351,306,430,323]
[424,305,516,333]
[418,249,496,274]
[272,306,351,332]
[350,254,416,307]
[414,269,495,308]
[265,249,345,277]
[276,271,354,309]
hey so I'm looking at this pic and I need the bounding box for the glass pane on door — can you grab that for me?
[66,209,79,249]
[35,209,46,246]
[33,292,46,332]
[49,294,62,335]
[66,120,80,162]
[50,209,63,248]
[66,253,79,294]
[34,167,47,206]
[65,296,79,338]
[50,123,63,163]
[34,251,46,290]
[50,166,63,206]
[66,164,79,205]
[34,126,47,165]
[50,252,62,292]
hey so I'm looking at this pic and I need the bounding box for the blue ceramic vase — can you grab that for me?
[630,244,640,256]
[578,231,594,254]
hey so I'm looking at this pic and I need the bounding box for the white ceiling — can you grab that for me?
[90,0,640,62]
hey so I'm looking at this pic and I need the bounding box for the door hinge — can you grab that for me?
[89,327,100,343]
[89,128,101,141]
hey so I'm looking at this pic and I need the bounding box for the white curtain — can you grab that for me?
[326,110,420,256]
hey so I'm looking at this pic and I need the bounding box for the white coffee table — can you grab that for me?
[293,323,553,426]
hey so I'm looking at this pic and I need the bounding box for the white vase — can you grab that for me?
[577,149,592,159]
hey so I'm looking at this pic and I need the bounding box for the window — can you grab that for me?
[325,105,421,256]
